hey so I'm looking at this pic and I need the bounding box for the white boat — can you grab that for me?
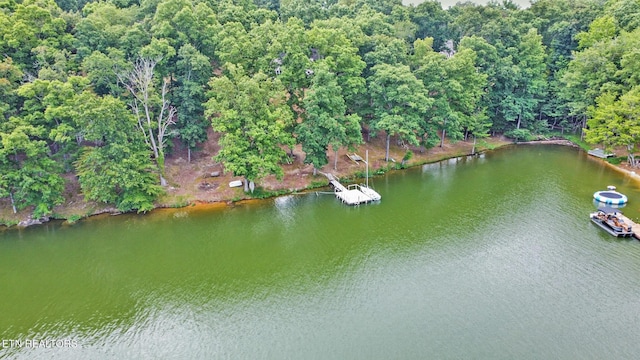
[229,180,243,188]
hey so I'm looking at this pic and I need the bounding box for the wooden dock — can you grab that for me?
[617,213,640,240]
[325,173,381,205]
[588,148,614,158]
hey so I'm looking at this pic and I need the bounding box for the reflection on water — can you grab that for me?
[2,145,640,359]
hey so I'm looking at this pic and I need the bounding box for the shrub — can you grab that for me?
[607,156,626,165]
[504,129,533,142]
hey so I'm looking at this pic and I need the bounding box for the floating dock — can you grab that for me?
[325,173,381,205]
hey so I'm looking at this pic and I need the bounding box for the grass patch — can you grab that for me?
[247,187,291,199]
[561,134,590,151]
[374,164,393,175]
[477,139,495,151]
[66,214,83,224]
[307,179,328,189]
[0,218,19,227]
[170,196,190,208]
[606,156,627,165]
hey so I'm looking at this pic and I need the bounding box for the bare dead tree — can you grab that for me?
[117,57,175,186]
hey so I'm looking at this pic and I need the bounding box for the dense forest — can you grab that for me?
[1,0,639,218]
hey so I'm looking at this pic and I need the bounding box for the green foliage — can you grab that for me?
[563,133,591,151]
[81,49,129,96]
[562,13,640,119]
[74,2,143,59]
[280,0,331,25]
[410,1,452,51]
[414,40,489,145]
[206,64,295,187]
[2,0,635,214]
[504,129,533,142]
[576,15,617,49]
[0,57,23,120]
[0,0,72,75]
[173,44,212,158]
[0,119,65,218]
[585,87,640,166]
[65,214,83,224]
[0,218,19,227]
[402,150,413,162]
[305,24,367,109]
[297,64,362,171]
[72,92,162,212]
[308,179,328,189]
[606,0,640,32]
[247,186,290,199]
[606,156,627,165]
[368,63,431,161]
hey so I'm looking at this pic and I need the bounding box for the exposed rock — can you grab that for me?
[18,216,50,228]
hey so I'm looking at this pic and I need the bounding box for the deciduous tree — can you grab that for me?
[174,44,212,162]
[297,65,362,173]
[205,64,295,192]
[72,91,162,212]
[0,119,64,217]
[368,63,430,161]
[585,87,640,167]
[118,57,176,186]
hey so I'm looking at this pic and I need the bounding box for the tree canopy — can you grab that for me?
[1,0,638,217]
[205,64,295,191]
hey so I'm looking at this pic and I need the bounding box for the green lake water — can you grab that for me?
[2,144,640,359]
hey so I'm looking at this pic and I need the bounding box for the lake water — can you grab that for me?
[2,145,640,359]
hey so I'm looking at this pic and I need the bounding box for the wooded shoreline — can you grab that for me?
[1,137,591,229]
[3,0,639,230]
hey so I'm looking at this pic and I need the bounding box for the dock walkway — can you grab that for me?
[588,148,614,159]
[324,173,381,205]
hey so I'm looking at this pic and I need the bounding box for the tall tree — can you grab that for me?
[496,28,548,133]
[0,119,65,218]
[174,44,212,163]
[409,1,452,52]
[0,58,23,121]
[585,87,640,167]
[414,39,488,148]
[280,0,331,25]
[0,0,71,74]
[562,25,640,121]
[74,2,143,60]
[118,57,176,186]
[297,65,362,173]
[205,64,295,192]
[15,76,91,170]
[368,63,430,161]
[81,48,129,97]
[72,91,162,212]
[306,25,367,111]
